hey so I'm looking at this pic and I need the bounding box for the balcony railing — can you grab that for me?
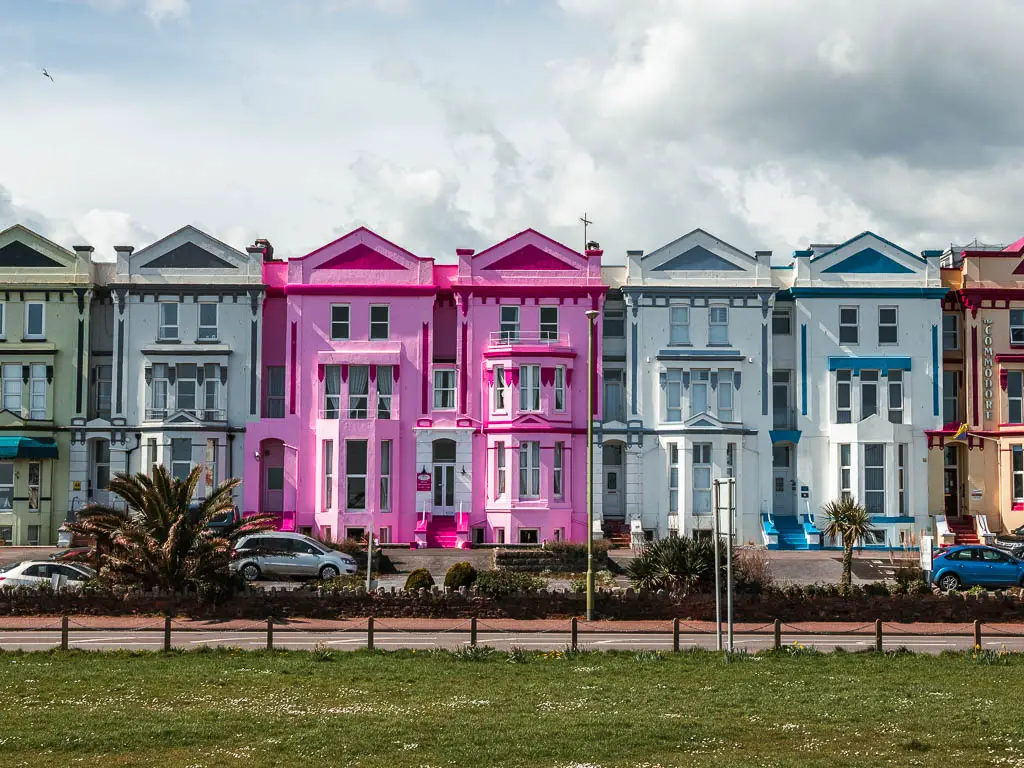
[488,330,569,346]
[145,408,227,422]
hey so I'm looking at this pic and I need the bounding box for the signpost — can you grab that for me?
[714,477,737,652]
[920,534,933,584]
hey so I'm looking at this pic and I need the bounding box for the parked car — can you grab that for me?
[930,545,1024,591]
[0,560,96,589]
[994,524,1024,557]
[230,533,357,581]
[50,547,92,563]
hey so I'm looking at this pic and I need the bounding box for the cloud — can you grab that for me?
[144,0,189,24]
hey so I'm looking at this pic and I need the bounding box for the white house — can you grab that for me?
[78,226,264,512]
[772,232,945,549]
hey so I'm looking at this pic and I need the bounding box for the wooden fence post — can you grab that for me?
[367,616,374,651]
[60,615,69,651]
[163,615,172,653]
[571,617,578,651]
[773,618,781,650]
[470,616,477,647]
[672,618,680,653]
[974,620,982,648]
[266,617,274,651]
[874,619,883,653]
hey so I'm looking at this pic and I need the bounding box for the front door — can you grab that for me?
[433,463,455,515]
[602,443,624,518]
[944,446,960,517]
[772,445,795,517]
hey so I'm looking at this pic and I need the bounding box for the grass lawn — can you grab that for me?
[1,647,1022,767]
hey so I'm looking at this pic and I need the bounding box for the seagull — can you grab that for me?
[42,69,54,82]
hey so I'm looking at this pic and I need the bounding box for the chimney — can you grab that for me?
[73,245,94,262]
[114,245,134,257]
[755,250,772,263]
[252,238,276,262]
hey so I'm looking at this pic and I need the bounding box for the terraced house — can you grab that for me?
[0,225,95,545]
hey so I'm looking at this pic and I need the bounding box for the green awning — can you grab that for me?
[0,437,59,459]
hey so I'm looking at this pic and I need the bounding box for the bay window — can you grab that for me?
[376,366,393,419]
[717,369,734,421]
[836,370,852,423]
[861,370,879,419]
[887,369,903,424]
[691,370,709,416]
[554,366,566,412]
[519,365,541,411]
[346,440,368,509]
[493,366,506,412]
[323,365,341,419]
[3,364,21,413]
[380,440,392,512]
[666,369,682,422]
[348,365,369,418]
[29,364,46,419]
[863,443,885,515]
[518,441,540,499]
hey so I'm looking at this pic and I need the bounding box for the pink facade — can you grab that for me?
[244,227,605,547]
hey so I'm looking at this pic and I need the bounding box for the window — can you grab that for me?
[942,314,960,351]
[863,443,885,515]
[554,366,566,412]
[519,529,540,545]
[887,369,903,424]
[323,440,334,510]
[265,367,285,418]
[1009,371,1024,424]
[773,370,793,428]
[519,364,541,411]
[203,365,219,419]
[717,369,734,421]
[493,366,506,412]
[171,438,191,481]
[836,370,852,424]
[150,364,169,418]
[495,528,506,544]
[668,443,679,514]
[1014,446,1024,502]
[1012,309,1024,345]
[378,526,391,544]
[158,302,178,340]
[553,442,564,500]
[323,365,341,419]
[604,369,625,422]
[692,443,712,515]
[540,307,559,341]
[94,365,112,418]
[330,305,350,340]
[839,306,859,345]
[3,363,21,413]
[0,462,11,510]
[943,370,960,425]
[29,363,46,419]
[726,442,736,478]
[666,369,682,422]
[499,305,520,342]
[897,444,907,516]
[348,365,369,418]
[94,441,110,493]
[708,306,729,345]
[177,363,197,413]
[691,370,709,416]
[433,368,456,410]
[204,438,218,490]
[369,305,389,340]
[28,461,40,510]
[773,445,791,468]
[772,308,792,335]
[519,441,540,499]
[376,366,393,419]
[603,308,625,338]
[147,438,158,475]
[0,526,10,544]
[380,440,392,512]
[861,370,879,420]
[322,526,332,543]
[669,306,690,345]
[878,306,898,345]
[495,441,506,497]
[27,525,40,546]
[0,302,4,338]
[24,302,45,339]
[346,440,368,509]
[198,302,218,341]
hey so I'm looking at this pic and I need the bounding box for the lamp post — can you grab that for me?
[585,309,599,622]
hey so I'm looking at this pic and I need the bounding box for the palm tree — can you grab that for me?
[66,465,276,593]
[820,497,874,589]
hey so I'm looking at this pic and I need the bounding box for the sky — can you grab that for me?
[2,0,1024,264]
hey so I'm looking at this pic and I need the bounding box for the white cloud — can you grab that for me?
[143,0,189,24]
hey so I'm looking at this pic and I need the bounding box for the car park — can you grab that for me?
[0,561,96,589]
[230,533,357,581]
[930,545,1024,591]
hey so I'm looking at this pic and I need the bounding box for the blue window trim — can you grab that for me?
[931,324,939,417]
[788,287,949,299]
[800,324,807,416]
[827,356,912,375]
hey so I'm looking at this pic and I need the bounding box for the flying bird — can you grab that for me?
[42,69,53,82]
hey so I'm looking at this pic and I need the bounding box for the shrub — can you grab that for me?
[316,574,365,592]
[444,562,478,590]
[625,536,726,593]
[543,539,612,558]
[474,569,546,597]
[735,547,774,593]
[569,569,616,593]
[404,568,435,591]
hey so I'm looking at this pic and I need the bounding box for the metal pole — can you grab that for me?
[712,480,722,651]
[585,309,598,622]
[726,478,735,653]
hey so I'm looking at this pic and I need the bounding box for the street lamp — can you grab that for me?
[585,308,599,622]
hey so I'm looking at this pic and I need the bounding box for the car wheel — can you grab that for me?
[938,573,960,592]
[319,564,340,580]
[240,563,262,582]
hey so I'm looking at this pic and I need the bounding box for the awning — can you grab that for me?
[0,437,59,459]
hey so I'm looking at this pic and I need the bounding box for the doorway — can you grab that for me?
[602,441,625,519]
[772,444,795,517]
[944,445,961,517]
[261,439,285,515]
[432,438,456,515]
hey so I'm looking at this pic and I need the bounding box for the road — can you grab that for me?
[0,629,1016,653]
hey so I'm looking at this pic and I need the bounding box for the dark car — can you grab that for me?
[994,525,1024,557]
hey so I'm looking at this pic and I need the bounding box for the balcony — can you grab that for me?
[488,330,570,347]
[145,408,227,422]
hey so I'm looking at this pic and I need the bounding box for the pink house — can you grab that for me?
[243,227,605,547]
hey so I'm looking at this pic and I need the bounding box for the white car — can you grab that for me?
[0,560,96,589]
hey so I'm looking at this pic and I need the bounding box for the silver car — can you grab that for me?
[230,533,357,581]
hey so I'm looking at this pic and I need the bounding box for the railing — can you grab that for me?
[487,330,569,346]
[145,408,226,422]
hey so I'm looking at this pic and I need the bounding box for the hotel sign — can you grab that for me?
[983,318,994,420]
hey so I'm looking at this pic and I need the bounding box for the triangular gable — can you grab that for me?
[164,410,205,426]
[812,231,924,265]
[487,244,576,271]
[0,225,78,270]
[0,241,64,268]
[0,410,27,428]
[684,411,725,429]
[653,244,743,272]
[303,227,424,271]
[317,243,406,271]
[644,229,753,273]
[139,242,235,269]
[821,247,914,274]
[473,229,585,272]
[513,414,549,426]
[1012,260,1024,276]
[132,225,247,271]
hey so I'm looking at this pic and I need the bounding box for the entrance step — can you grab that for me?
[947,515,980,545]
[772,516,810,550]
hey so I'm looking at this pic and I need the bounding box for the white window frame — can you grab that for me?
[376,365,393,419]
[2,364,20,415]
[726,442,736,478]
[158,302,178,341]
[553,441,564,500]
[1009,371,1024,424]
[717,369,734,422]
[1014,445,1024,502]
[150,364,169,419]
[323,440,334,510]
[771,307,792,335]
[1012,309,1024,346]
[839,444,852,501]
[380,440,392,512]
[0,462,12,511]
[29,363,46,419]
[348,365,369,419]
[519,364,541,412]
[94,440,112,492]
[863,443,885,515]
[554,366,566,412]
[493,366,506,412]
[198,302,218,341]
[94,364,112,418]
[499,305,520,342]
[24,301,45,340]
[942,370,960,425]
[495,441,506,498]
[433,367,456,410]
[204,438,218,491]
[369,304,390,340]
[708,305,729,345]
[897,443,907,517]
[887,369,904,424]
[0,302,5,339]
[330,304,350,340]
[942,313,960,351]
[265,366,285,418]
[518,441,541,499]
[668,443,679,514]
[203,366,219,419]
[692,443,712,515]
[836,370,852,424]
[147,438,158,475]
[878,306,898,345]
[28,460,41,510]
[176,364,198,414]
[345,439,368,510]
[669,306,690,345]
[839,306,859,345]
[691,370,710,416]
[323,365,341,419]
[861,370,879,420]
[540,306,559,341]
[170,437,192,481]
[666,369,682,422]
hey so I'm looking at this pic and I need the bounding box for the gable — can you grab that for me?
[486,244,577,271]
[0,241,63,268]
[316,243,407,271]
[652,245,743,272]
[139,242,236,270]
[822,248,915,275]
[1011,260,1024,276]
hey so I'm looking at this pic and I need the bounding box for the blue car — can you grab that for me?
[931,545,1024,591]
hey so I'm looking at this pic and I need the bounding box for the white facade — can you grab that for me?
[79,226,263,512]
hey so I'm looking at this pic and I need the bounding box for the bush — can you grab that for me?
[444,562,478,590]
[317,574,365,592]
[543,539,612,558]
[568,569,616,593]
[735,547,774,593]
[474,569,546,597]
[404,568,435,591]
[625,536,726,593]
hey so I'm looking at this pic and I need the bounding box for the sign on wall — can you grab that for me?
[920,535,933,572]
[416,472,432,492]
[971,488,983,501]
[983,318,994,420]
